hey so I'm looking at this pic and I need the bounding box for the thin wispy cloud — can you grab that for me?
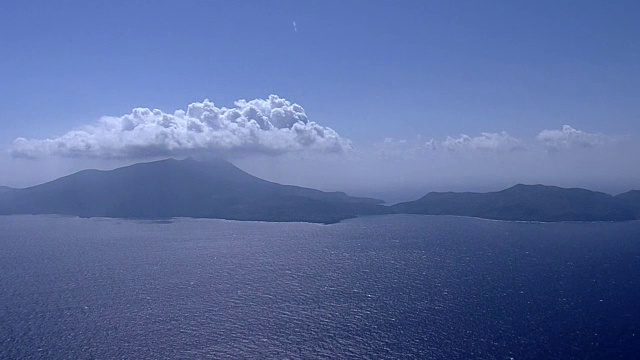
[442,132,523,152]
[292,21,298,33]
[373,125,616,156]
[373,137,437,159]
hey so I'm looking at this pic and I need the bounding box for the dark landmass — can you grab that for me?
[0,186,14,193]
[392,184,639,222]
[1,159,638,223]
[615,190,640,218]
[0,158,390,224]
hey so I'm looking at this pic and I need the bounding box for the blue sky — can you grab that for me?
[1,1,639,195]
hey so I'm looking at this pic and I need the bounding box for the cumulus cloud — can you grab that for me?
[11,95,350,159]
[373,126,615,159]
[441,131,523,152]
[536,125,610,150]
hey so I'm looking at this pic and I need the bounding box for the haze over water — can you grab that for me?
[1,215,639,359]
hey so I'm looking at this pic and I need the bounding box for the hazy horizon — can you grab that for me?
[2,1,639,201]
[1,155,638,204]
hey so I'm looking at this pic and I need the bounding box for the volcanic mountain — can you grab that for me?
[0,158,391,224]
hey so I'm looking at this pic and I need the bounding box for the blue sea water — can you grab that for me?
[1,215,639,359]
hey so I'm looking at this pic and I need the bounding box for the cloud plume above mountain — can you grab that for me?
[11,95,350,159]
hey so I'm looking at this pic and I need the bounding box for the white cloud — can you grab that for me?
[11,95,351,159]
[373,131,523,158]
[369,125,614,159]
[536,125,609,150]
[442,131,522,152]
[373,137,438,159]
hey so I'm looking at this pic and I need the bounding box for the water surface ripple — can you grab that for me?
[1,215,639,359]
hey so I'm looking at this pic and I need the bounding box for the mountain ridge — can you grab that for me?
[392,184,638,222]
[615,190,640,218]
[0,159,638,223]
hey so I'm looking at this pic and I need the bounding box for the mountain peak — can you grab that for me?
[0,158,389,224]
[507,183,557,191]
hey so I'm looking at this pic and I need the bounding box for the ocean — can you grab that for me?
[1,215,639,359]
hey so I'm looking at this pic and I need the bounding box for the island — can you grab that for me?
[1,158,638,223]
[392,184,638,222]
[615,190,640,218]
[0,158,391,224]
